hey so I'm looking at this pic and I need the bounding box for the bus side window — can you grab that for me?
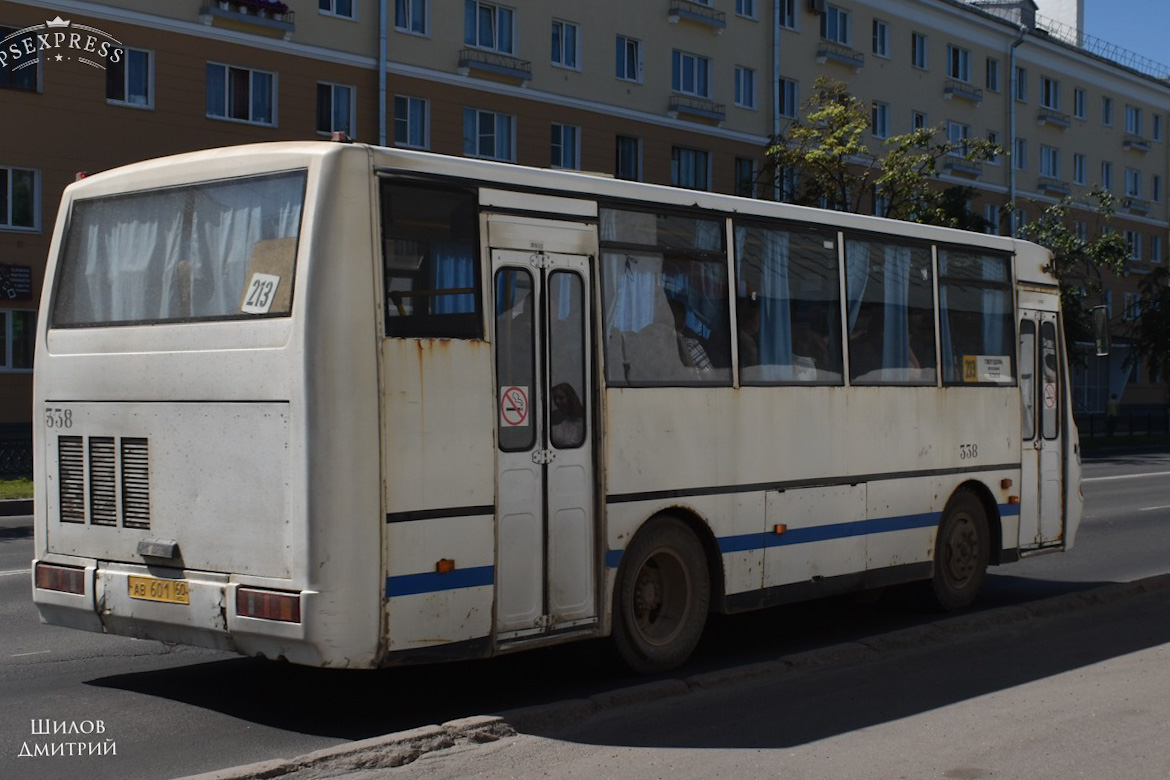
[733,221,843,385]
[939,251,1014,386]
[380,181,482,339]
[599,208,731,387]
[845,238,936,386]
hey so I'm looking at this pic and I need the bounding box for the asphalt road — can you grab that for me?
[2,449,1169,780]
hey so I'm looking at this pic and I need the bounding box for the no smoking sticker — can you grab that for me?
[1043,382,1057,410]
[499,386,529,427]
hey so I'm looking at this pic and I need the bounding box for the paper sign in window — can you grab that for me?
[242,273,282,315]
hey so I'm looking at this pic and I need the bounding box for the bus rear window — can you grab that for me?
[380,181,482,339]
[52,171,306,327]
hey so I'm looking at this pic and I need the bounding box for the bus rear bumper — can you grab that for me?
[33,559,336,666]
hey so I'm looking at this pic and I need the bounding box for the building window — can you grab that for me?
[872,19,889,57]
[1101,161,1113,190]
[821,5,850,45]
[672,50,710,97]
[872,102,890,139]
[948,122,970,156]
[911,33,927,69]
[912,111,927,130]
[736,0,756,18]
[1125,168,1142,198]
[1073,153,1086,185]
[1123,234,1142,265]
[1040,76,1060,110]
[671,147,709,191]
[616,35,642,82]
[1013,137,1027,171]
[986,130,1000,164]
[0,26,38,92]
[616,136,641,181]
[986,58,1000,91]
[1102,96,1113,126]
[550,123,579,169]
[1040,145,1060,178]
[778,77,798,118]
[1151,234,1163,263]
[106,47,152,108]
[779,0,796,29]
[946,44,970,82]
[0,166,37,230]
[735,157,758,197]
[319,0,355,18]
[1014,66,1027,102]
[1073,87,1086,119]
[206,63,275,125]
[735,66,756,109]
[551,20,579,69]
[0,310,35,371]
[463,108,514,161]
[395,0,427,33]
[465,1,514,54]
[1155,115,1164,142]
[316,82,354,137]
[394,95,428,148]
[1154,174,1162,203]
[1123,291,1141,320]
[1126,105,1143,135]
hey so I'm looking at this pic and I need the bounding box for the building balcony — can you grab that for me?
[668,0,726,33]
[943,79,983,105]
[816,41,864,72]
[1037,108,1071,129]
[1124,134,1152,153]
[1038,177,1071,195]
[457,48,532,83]
[1124,196,1151,214]
[668,95,726,124]
[943,158,983,178]
[199,1,295,38]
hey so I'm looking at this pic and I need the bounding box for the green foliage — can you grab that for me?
[1131,266,1170,381]
[765,77,1000,227]
[1007,190,1129,346]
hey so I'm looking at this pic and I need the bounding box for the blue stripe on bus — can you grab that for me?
[386,565,494,597]
[605,504,1021,568]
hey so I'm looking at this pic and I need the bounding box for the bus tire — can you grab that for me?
[929,490,989,610]
[611,517,710,674]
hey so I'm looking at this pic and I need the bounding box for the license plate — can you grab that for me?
[128,576,190,605]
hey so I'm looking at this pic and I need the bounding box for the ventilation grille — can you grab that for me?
[56,435,150,529]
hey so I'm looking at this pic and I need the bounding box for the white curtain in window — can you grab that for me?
[882,244,912,369]
[845,240,869,330]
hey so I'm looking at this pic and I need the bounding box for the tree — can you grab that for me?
[764,77,1000,228]
[1007,191,1129,348]
[1130,267,1170,384]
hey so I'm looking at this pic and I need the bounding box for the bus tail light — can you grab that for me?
[236,587,302,623]
[35,563,86,595]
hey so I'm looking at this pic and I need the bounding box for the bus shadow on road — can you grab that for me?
[525,582,1170,751]
[85,576,1143,748]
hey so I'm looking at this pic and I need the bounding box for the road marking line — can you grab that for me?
[0,569,31,577]
[12,651,50,657]
[1083,470,1170,483]
[1139,505,1170,512]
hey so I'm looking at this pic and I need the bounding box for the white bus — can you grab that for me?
[32,140,1081,672]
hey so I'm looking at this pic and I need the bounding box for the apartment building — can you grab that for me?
[1,0,1167,431]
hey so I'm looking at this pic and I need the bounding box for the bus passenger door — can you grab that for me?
[1018,311,1065,549]
[492,250,596,638]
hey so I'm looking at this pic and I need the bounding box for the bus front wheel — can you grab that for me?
[929,490,989,610]
[612,517,710,674]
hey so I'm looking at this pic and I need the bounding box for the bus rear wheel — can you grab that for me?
[612,517,710,674]
[929,490,989,610]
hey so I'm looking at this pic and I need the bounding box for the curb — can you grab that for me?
[0,499,32,517]
[175,572,1170,780]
